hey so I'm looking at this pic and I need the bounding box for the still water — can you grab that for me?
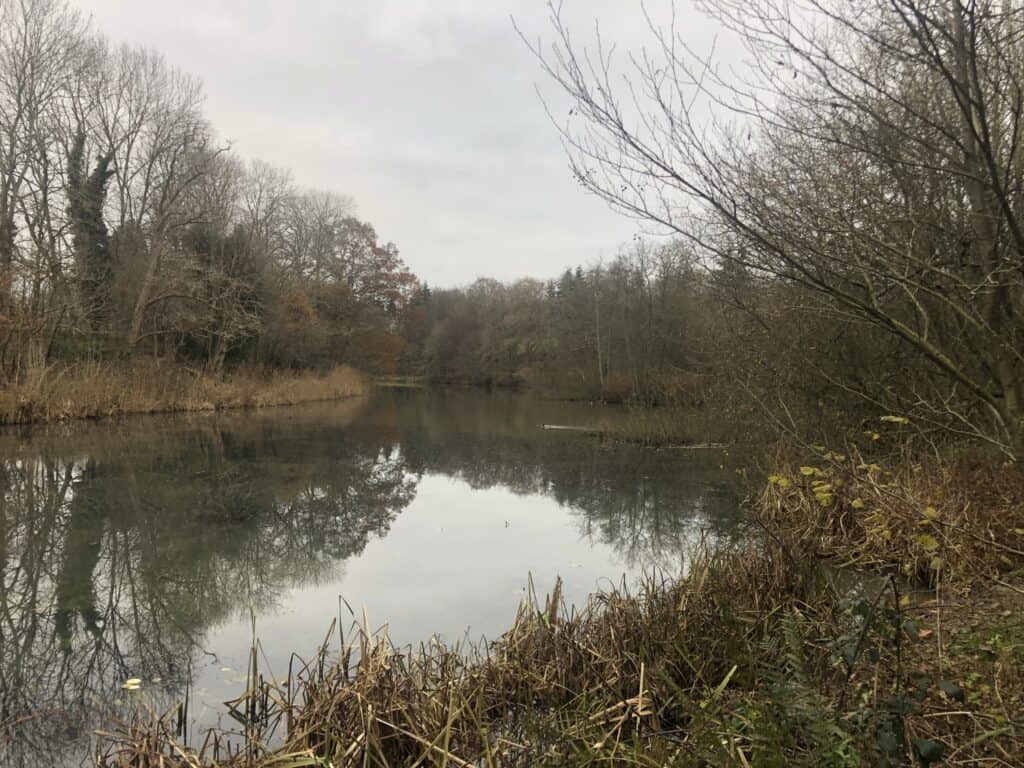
[0,387,741,766]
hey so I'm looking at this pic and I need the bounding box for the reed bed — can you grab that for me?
[0,362,368,425]
[94,536,1023,767]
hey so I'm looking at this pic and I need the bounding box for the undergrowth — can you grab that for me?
[757,445,1024,583]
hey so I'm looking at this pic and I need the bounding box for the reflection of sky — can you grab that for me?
[193,471,667,731]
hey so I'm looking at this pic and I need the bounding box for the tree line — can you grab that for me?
[405,233,932,436]
[404,242,715,404]
[0,0,419,380]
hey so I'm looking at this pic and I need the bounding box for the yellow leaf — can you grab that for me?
[922,507,940,520]
[851,498,865,509]
[767,475,791,488]
[915,534,940,552]
[929,556,943,570]
[799,466,819,476]
[899,595,911,607]
[880,415,910,424]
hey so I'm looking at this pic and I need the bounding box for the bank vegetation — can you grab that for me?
[0,362,367,425]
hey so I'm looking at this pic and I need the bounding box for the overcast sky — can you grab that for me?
[74,1,723,288]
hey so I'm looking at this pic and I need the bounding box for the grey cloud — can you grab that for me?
[75,1,715,286]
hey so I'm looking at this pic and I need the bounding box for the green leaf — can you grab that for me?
[912,738,945,765]
[710,664,738,699]
[876,728,899,754]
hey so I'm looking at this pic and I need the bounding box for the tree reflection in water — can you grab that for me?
[0,389,738,767]
[386,388,743,569]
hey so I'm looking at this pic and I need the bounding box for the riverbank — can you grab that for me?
[0,362,368,426]
[96,448,1023,767]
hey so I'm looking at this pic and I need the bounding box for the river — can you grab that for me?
[0,387,741,766]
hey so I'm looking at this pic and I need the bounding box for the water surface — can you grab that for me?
[0,388,740,766]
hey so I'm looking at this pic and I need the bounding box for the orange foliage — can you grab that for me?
[347,330,409,375]
[281,290,318,332]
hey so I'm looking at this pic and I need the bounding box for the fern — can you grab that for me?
[755,616,862,767]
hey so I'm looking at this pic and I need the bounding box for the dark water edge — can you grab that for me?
[0,387,743,767]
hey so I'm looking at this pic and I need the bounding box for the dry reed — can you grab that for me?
[0,362,368,426]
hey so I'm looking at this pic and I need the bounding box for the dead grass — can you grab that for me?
[95,542,822,767]
[0,361,368,426]
[93,535,1023,767]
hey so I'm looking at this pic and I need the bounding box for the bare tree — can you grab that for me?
[0,0,90,368]
[525,0,1024,456]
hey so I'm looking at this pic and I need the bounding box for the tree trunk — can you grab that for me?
[594,281,604,395]
[127,235,164,348]
[0,215,14,314]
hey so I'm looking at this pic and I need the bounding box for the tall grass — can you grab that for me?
[95,532,1023,766]
[0,361,368,426]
